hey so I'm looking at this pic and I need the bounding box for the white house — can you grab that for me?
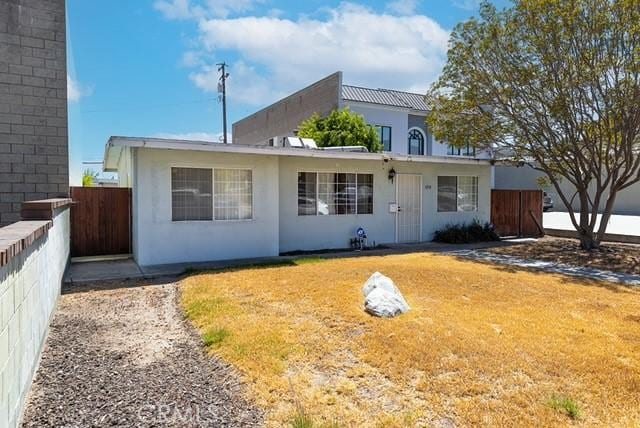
[104,137,493,266]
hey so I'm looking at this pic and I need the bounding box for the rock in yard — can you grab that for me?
[362,272,410,318]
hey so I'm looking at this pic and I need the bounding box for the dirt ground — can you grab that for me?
[21,278,262,427]
[181,253,640,427]
[490,236,640,275]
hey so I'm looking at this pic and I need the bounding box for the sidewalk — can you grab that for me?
[65,239,531,283]
[544,212,640,236]
[452,249,640,286]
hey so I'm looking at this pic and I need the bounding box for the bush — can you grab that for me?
[433,220,500,244]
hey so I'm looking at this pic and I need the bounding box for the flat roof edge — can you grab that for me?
[105,136,491,166]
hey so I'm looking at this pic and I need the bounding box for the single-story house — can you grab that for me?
[104,137,492,266]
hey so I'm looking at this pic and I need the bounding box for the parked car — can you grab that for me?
[543,191,554,211]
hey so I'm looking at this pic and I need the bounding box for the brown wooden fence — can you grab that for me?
[491,189,544,238]
[70,187,132,257]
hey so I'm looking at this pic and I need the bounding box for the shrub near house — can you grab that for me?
[433,220,500,244]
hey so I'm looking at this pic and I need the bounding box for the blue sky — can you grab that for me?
[67,0,509,184]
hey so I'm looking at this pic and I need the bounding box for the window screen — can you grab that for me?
[171,167,213,221]
[336,173,356,214]
[356,174,373,214]
[437,176,478,212]
[298,172,317,215]
[318,173,337,215]
[299,172,373,216]
[437,176,458,212]
[457,176,478,212]
[214,169,252,220]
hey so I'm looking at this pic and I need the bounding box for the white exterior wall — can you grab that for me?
[0,208,70,428]
[129,147,492,263]
[116,147,133,188]
[345,102,410,155]
[278,156,492,253]
[133,148,280,266]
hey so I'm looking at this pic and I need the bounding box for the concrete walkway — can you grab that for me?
[65,258,145,283]
[64,240,533,283]
[451,249,640,286]
[64,238,640,286]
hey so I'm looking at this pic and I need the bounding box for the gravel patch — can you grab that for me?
[21,278,263,427]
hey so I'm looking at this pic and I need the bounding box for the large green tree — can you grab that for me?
[298,108,382,153]
[427,0,640,250]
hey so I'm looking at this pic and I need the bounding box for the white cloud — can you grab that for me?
[190,60,286,106]
[185,2,449,106]
[154,131,230,142]
[154,0,201,20]
[181,50,204,67]
[67,75,92,102]
[154,0,262,20]
[204,0,262,19]
[385,0,419,15]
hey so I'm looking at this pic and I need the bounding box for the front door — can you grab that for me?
[396,174,422,243]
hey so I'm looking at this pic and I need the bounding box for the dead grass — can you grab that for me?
[180,252,640,427]
[490,237,640,275]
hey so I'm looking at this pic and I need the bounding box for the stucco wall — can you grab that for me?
[278,156,492,253]
[232,72,341,146]
[0,206,70,427]
[133,148,280,266]
[407,114,431,155]
[495,165,640,215]
[345,103,410,155]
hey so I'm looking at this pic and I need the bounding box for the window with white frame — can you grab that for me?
[298,172,373,216]
[298,172,317,215]
[437,176,478,212]
[171,167,252,221]
[171,167,213,221]
[214,169,252,220]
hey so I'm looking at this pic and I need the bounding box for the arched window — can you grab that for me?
[408,128,425,155]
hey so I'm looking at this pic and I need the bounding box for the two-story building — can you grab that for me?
[232,71,486,160]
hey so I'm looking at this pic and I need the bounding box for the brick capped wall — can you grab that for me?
[0,0,69,226]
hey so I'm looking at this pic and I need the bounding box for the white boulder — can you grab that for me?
[362,272,410,318]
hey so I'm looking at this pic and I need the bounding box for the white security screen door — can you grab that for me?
[396,174,422,243]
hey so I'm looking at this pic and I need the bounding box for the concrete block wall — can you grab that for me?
[232,71,341,146]
[0,0,69,226]
[0,200,70,427]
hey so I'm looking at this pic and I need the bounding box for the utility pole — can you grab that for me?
[217,62,229,144]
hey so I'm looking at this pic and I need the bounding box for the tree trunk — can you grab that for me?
[578,230,600,251]
[576,189,599,251]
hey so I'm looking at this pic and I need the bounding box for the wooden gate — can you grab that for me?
[491,189,544,238]
[70,187,132,257]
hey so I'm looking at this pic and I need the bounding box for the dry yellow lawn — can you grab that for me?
[179,252,640,427]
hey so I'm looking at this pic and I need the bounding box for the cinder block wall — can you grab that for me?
[232,71,342,146]
[0,200,71,428]
[0,0,69,226]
